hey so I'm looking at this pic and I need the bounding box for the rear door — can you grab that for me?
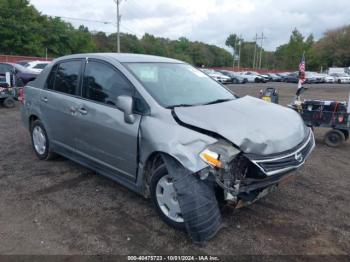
[39,59,83,155]
[74,59,141,180]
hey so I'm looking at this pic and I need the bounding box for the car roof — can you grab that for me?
[53,53,184,64]
[28,60,50,64]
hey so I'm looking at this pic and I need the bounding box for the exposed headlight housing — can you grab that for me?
[199,141,241,169]
[199,149,222,168]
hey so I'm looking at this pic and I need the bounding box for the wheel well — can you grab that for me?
[29,115,39,127]
[142,152,165,198]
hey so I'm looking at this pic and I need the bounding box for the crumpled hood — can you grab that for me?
[174,96,307,155]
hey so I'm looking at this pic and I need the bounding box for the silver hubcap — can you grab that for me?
[32,126,46,155]
[156,175,184,223]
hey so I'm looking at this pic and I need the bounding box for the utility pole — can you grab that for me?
[232,49,235,70]
[258,32,266,69]
[238,34,242,69]
[114,0,122,53]
[232,37,238,70]
[252,33,257,69]
[252,33,267,70]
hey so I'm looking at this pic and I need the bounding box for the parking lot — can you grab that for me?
[0,82,349,255]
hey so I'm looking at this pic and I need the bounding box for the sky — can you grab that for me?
[30,0,350,51]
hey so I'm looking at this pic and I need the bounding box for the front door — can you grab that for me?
[74,59,141,181]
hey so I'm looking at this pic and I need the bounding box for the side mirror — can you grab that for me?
[116,95,135,124]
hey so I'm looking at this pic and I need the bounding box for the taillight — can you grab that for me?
[18,88,24,104]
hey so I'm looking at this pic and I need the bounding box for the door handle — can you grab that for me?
[41,97,48,103]
[78,108,88,115]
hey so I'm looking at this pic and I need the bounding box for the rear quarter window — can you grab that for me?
[45,60,82,96]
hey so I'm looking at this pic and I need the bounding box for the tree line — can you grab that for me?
[1,0,349,71]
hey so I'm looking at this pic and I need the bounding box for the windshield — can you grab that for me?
[125,63,235,108]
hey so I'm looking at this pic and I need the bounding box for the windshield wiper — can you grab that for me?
[203,98,233,105]
[165,103,195,109]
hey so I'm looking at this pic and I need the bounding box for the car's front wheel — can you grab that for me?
[30,120,56,160]
[150,164,185,230]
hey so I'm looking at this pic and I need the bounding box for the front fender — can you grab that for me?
[139,114,217,173]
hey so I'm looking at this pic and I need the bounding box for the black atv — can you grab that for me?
[0,82,16,108]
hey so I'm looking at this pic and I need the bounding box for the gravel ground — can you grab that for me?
[0,82,349,256]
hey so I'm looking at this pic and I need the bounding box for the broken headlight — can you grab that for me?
[199,141,241,169]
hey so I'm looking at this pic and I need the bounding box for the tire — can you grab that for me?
[340,130,349,141]
[30,120,57,160]
[15,77,25,87]
[254,78,259,83]
[324,129,345,147]
[3,97,15,108]
[233,78,239,84]
[150,164,185,230]
[338,79,341,84]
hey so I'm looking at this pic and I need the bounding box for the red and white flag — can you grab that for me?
[296,53,306,96]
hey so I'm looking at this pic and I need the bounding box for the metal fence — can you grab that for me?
[0,55,52,63]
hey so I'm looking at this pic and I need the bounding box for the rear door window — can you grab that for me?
[82,60,133,106]
[52,60,82,95]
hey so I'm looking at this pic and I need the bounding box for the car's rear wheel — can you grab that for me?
[338,79,342,84]
[324,129,345,147]
[150,164,185,230]
[30,120,56,160]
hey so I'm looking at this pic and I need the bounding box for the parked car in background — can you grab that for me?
[266,73,283,82]
[0,62,39,86]
[240,71,266,83]
[200,68,231,84]
[305,72,324,84]
[24,61,51,73]
[17,60,32,67]
[319,74,335,83]
[276,72,291,82]
[219,70,247,84]
[283,72,299,83]
[20,53,315,240]
[330,73,350,84]
[259,73,272,82]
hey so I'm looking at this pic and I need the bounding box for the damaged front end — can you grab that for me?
[200,128,315,208]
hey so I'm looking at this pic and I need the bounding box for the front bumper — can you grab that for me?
[211,130,315,205]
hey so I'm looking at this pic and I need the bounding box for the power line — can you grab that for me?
[51,15,112,25]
